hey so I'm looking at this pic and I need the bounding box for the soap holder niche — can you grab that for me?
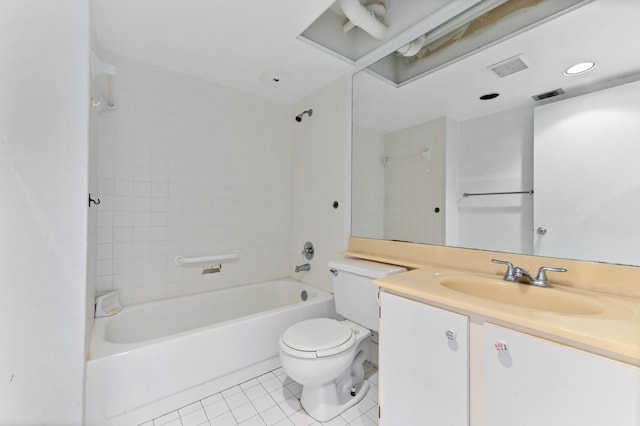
[91,51,116,110]
[95,291,122,317]
[202,264,222,276]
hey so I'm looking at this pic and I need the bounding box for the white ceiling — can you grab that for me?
[92,0,352,105]
[92,0,640,115]
[92,0,480,106]
[354,0,640,134]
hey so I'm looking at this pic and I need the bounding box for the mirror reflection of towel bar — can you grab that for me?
[463,190,533,197]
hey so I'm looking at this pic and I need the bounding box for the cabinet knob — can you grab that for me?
[445,329,457,340]
[494,341,509,352]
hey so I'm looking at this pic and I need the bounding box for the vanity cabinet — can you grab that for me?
[484,323,640,426]
[379,292,640,426]
[378,292,469,426]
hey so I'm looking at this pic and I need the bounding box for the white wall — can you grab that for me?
[290,77,349,293]
[0,1,89,423]
[384,118,447,245]
[534,79,640,265]
[95,53,293,304]
[458,106,534,254]
[350,108,532,252]
[352,125,385,239]
[87,9,100,355]
[445,117,461,246]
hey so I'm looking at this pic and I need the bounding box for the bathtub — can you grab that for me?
[85,279,334,426]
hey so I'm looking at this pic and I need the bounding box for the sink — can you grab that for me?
[440,275,604,315]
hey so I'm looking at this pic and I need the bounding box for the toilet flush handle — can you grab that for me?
[329,268,338,276]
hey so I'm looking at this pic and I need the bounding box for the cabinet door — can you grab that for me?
[484,323,640,426]
[379,292,469,426]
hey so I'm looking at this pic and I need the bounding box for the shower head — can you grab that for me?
[295,109,313,122]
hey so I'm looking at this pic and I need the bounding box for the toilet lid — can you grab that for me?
[282,318,354,354]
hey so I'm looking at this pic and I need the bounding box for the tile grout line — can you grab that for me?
[146,366,378,426]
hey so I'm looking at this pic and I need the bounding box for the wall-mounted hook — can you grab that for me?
[89,193,101,207]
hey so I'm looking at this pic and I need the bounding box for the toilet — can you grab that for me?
[279,258,406,421]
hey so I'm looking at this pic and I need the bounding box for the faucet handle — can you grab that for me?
[492,259,517,281]
[535,266,567,284]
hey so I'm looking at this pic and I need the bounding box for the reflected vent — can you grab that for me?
[532,88,565,101]
[487,54,529,78]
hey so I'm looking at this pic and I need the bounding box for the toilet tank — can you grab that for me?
[329,258,406,332]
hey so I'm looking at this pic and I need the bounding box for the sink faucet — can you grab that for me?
[492,259,567,288]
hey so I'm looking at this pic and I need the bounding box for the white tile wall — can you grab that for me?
[383,118,447,245]
[95,52,294,304]
[351,118,447,245]
[351,125,385,239]
[290,77,349,293]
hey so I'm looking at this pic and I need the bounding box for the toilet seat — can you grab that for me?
[280,318,356,359]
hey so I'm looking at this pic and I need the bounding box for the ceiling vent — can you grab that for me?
[487,54,529,78]
[532,88,565,101]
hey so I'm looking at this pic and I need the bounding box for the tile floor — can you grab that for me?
[139,364,379,426]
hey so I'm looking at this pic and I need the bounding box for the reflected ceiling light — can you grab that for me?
[564,61,597,76]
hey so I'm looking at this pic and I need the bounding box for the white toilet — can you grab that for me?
[279,258,406,421]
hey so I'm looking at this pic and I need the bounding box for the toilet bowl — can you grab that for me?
[279,318,371,422]
[278,258,407,421]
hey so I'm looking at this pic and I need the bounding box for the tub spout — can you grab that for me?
[295,263,311,273]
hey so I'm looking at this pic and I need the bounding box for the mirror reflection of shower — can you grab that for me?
[295,109,313,122]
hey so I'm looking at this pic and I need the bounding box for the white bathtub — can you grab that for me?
[85,279,334,426]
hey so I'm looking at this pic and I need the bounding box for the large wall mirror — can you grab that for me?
[351,0,640,266]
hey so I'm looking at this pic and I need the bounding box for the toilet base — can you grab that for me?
[300,378,370,422]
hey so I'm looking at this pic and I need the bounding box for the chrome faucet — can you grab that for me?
[492,259,567,288]
[295,263,311,273]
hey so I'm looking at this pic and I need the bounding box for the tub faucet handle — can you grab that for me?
[301,241,315,260]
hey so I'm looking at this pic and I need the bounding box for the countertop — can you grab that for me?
[375,266,640,367]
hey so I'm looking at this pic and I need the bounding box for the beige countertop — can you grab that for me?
[375,266,640,367]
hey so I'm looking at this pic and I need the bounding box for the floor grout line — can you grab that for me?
[143,363,378,426]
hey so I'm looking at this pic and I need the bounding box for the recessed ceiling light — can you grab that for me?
[564,62,597,76]
[479,93,500,100]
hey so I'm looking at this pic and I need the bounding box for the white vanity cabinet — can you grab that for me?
[378,291,640,426]
[378,292,469,426]
[484,323,640,426]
